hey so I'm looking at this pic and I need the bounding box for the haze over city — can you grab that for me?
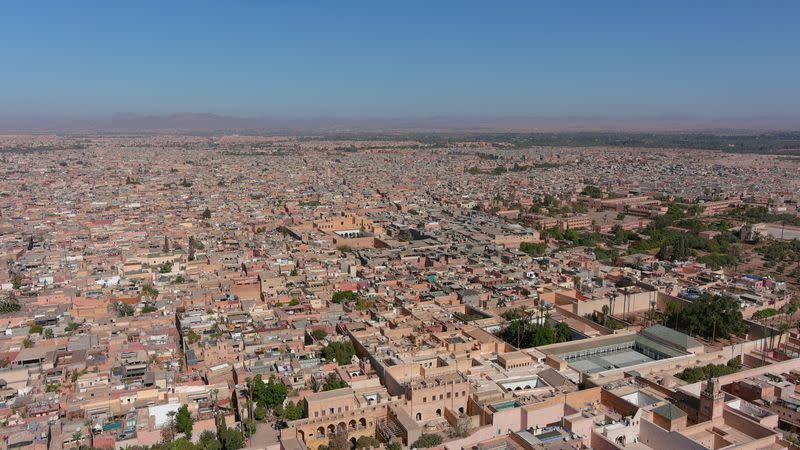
[2,4,800,450]
[2,1,799,129]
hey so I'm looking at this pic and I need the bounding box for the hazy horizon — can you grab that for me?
[1,111,799,133]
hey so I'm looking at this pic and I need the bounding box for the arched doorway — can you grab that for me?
[297,430,305,442]
[416,412,422,421]
[436,409,442,417]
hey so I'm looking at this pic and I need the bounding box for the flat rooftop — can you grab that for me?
[555,335,687,375]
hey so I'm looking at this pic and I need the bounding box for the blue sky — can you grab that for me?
[1,1,798,119]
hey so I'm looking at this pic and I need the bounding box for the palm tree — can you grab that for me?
[777,322,791,353]
[665,300,680,329]
[609,292,618,317]
[543,301,553,321]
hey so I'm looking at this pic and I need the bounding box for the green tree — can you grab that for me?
[198,431,222,450]
[311,329,328,340]
[162,411,177,443]
[355,436,379,449]
[219,427,244,450]
[278,400,304,421]
[0,298,21,314]
[142,284,160,298]
[322,373,349,391]
[29,323,43,334]
[186,330,201,344]
[582,185,603,198]
[331,290,358,304]
[688,204,704,216]
[176,404,193,439]
[114,301,135,316]
[676,294,745,339]
[253,404,267,421]
[12,274,23,290]
[676,358,741,383]
[519,242,546,257]
[412,434,443,448]
[321,341,356,365]
[250,375,288,409]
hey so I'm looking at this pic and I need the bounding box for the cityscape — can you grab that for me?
[2,3,800,450]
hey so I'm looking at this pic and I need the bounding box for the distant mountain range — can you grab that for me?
[0,112,798,133]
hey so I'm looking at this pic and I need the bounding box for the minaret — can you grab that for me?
[699,378,724,422]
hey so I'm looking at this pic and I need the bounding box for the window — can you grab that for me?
[423,397,427,403]
[447,392,451,399]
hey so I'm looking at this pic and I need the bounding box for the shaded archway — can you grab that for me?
[297,430,305,442]
[436,409,442,417]
[359,418,367,428]
[416,412,422,421]
[349,420,357,431]
[317,427,325,438]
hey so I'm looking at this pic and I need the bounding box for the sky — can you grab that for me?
[1,1,799,121]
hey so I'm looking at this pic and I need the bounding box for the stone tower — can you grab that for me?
[699,377,724,422]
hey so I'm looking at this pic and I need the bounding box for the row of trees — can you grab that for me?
[519,242,546,257]
[664,294,746,340]
[318,434,385,450]
[143,405,244,450]
[497,313,572,348]
[676,357,741,383]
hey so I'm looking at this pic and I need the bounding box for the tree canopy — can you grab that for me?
[250,375,288,409]
[666,294,746,339]
[175,404,193,439]
[321,341,356,365]
[331,290,358,304]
